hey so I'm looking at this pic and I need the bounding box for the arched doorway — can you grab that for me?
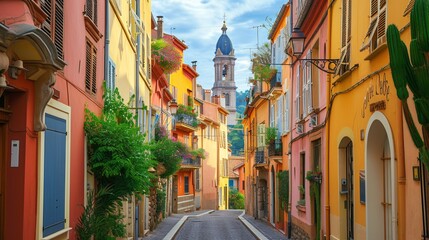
[339,137,354,240]
[270,166,276,225]
[366,112,397,240]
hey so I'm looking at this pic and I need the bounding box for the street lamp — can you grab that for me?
[289,28,305,56]
[286,27,340,74]
[169,99,178,115]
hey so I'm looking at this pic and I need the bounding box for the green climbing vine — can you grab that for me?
[307,169,322,240]
[76,86,156,239]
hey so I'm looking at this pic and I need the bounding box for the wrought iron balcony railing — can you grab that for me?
[176,113,198,128]
[270,72,282,90]
[255,148,266,164]
[181,156,201,167]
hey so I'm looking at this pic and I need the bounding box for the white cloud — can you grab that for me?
[152,0,283,92]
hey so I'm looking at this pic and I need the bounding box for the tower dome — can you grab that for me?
[215,21,233,55]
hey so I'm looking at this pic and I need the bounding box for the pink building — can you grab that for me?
[0,1,104,239]
[288,0,329,239]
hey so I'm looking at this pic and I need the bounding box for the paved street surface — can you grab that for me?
[143,210,288,240]
[174,210,256,240]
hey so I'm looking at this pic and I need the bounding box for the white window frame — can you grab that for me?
[37,100,71,239]
[295,65,301,121]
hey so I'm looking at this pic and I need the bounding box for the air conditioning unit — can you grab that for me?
[296,123,303,134]
[309,115,318,128]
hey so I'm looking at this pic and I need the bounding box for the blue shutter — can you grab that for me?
[229,179,234,188]
[43,114,66,237]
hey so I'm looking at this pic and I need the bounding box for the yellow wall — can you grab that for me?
[170,67,193,106]
[218,115,229,210]
[328,1,413,239]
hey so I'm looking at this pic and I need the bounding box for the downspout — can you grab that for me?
[135,0,141,118]
[104,0,110,84]
[325,0,335,238]
[397,95,406,240]
[287,1,293,238]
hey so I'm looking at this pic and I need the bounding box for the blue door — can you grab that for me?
[43,114,66,237]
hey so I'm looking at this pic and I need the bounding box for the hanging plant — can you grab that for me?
[150,137,189,178]
[151,38,182,74]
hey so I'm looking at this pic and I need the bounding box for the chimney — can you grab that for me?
[212,95,220,105]
[191,61,197,71]
[157,16,164,39]
[204,90,211,101]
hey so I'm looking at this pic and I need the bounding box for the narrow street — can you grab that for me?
[174,211,256,240]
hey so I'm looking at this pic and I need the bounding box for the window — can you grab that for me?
[360,0,387,52]
[85,40,97,94]
[40,0,64,59]
[270,104,275,128]
[303,51,312,117]
[300,152,306,200]
[295,65,302,121]
[225,93,230,107]
[223,158,228,177]
[107,58,116,91]
[337,0,351,75]
[312,139,321,169]
[195,169,200,191]
[184,176,189,194]
[257,123,266,148]
[278,97,283,136]
[85,0,98,25]
[284,91,290,133]
[242,180,245,190]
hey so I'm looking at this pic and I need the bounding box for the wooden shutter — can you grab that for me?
[91,47,97,94]
[295,65,301,121]
[54,0,64,59]
[43,114,67,237]
[377,9,386,41]
[40,0,52,36]
[403,0,415,16]
[342,0,347,48]
[370,0,378,16]
[285,91,290,132]
[258,123,266,147]
[85,42,92,92]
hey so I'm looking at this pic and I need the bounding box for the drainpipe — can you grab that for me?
[287,1,293,238]
[104,0,110,84]
[325,1,336,238]
[135,0,141,118]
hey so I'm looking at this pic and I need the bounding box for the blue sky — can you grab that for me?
[152,0,286,92]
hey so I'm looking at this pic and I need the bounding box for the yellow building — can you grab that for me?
[218,103,230,210]
[197,88,230,210]
[243,81,270,218]
[328,0,417,239]
[105,0,152,237]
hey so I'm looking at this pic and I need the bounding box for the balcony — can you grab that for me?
[296,0,314,27]
[269,72,282,97]
[268,139,282,157]
[181,156,201,169]
[255,148,266,166]
[175,113,198,132]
